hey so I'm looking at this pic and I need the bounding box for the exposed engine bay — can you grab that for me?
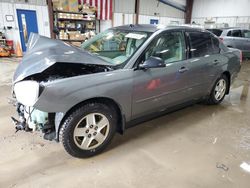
[24,62,112,82]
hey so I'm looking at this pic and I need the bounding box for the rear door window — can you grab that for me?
[227,31,232,36]
[187,31,214,58]
[232,30,242,37]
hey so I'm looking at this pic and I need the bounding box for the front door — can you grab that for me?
[132,31,190,119]
[17,9,38,52]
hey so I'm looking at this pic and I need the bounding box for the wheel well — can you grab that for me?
[223,71,230,94]
[58,97,125,138]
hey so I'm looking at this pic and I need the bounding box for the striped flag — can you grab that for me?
[80,0,113,20]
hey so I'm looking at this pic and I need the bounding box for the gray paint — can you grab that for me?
[13,24,241,136]
[220,28,250,56]
[13,33,113,83]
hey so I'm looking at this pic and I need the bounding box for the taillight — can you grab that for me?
[219,37,224,41]
[240,50,243,64]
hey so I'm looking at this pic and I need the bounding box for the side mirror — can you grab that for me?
[138,56,165,70]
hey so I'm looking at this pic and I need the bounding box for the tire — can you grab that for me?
[59,102,117,158]
[206,74,229,105]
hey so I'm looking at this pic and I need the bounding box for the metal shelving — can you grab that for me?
[53,9,97,46]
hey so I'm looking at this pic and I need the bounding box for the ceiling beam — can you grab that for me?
[185,0,194,23]
[158,0,186,12]
[135,0,140,24]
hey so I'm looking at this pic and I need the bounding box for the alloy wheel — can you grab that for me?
[73,113,110,150]
[214,79,226,101]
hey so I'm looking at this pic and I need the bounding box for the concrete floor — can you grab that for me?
[0,58,250,188]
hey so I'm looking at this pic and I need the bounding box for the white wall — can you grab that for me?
[139,15,184,25]
[0,1,50,50]
[192,0,250,27]
[139,0,185,18]
[192,0,250,17]
[100,20,112,32]
[114,0,135,14]
[113,0,185,27]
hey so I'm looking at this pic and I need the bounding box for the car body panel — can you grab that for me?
[132,60,191,119]
[13,33,112,83]
[219,28,250,57]
[34,69,133,120]
[12,24,241,141]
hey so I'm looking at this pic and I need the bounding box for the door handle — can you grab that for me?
[178,66,188,73]
[213,60,219,65]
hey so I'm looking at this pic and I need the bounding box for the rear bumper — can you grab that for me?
[231,64,241,84]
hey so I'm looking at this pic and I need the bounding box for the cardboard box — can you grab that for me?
[53,0,69,11]
[71,42,82,47]
[68,32,86,40]
[68,0,78,12]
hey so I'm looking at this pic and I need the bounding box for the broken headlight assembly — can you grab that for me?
[13,80,44,106]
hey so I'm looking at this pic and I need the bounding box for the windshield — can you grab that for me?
[81,29,150,65]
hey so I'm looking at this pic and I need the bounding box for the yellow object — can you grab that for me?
[68,0,78,12]
[53,0,69,11]
[16,41,23,57]
[0,47,11,57]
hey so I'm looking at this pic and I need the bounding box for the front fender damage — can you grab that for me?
[12,62,112,141]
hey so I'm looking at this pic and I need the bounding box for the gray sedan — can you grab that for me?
[12,25,241,158]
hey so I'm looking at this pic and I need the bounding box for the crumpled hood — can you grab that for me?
[13,33,111,83]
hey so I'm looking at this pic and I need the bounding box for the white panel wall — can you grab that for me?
[113,0,185,28]
[192,0,250,27]
[114,0,135,14]
[100,20,112,32]
[192,0,250,17]
[139,0,184,18]
[139,15,184,25]
[0,2,50,50]
[113,13,135,27]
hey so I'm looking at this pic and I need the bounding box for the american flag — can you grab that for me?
[79,0,113,20]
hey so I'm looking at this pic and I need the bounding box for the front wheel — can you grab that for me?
[206,75,229,105]
[59,102,117,158]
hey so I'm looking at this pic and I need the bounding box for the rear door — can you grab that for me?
[185,31,219,98]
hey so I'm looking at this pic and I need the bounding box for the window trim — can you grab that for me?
[133,30,188,69]
[211,36,221,54]
[231,29,242,37]
[186,31,216,58]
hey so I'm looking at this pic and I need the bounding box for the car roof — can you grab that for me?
[112,24,207,33]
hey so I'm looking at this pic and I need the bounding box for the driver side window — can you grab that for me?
[143,32,186,64]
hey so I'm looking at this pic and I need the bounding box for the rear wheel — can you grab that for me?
[59,102,117,158]
[206,74,229,105]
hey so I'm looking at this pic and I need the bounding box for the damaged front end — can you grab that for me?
[11,103,55,140]
[11,75,56,140]
[11,33,114,141]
